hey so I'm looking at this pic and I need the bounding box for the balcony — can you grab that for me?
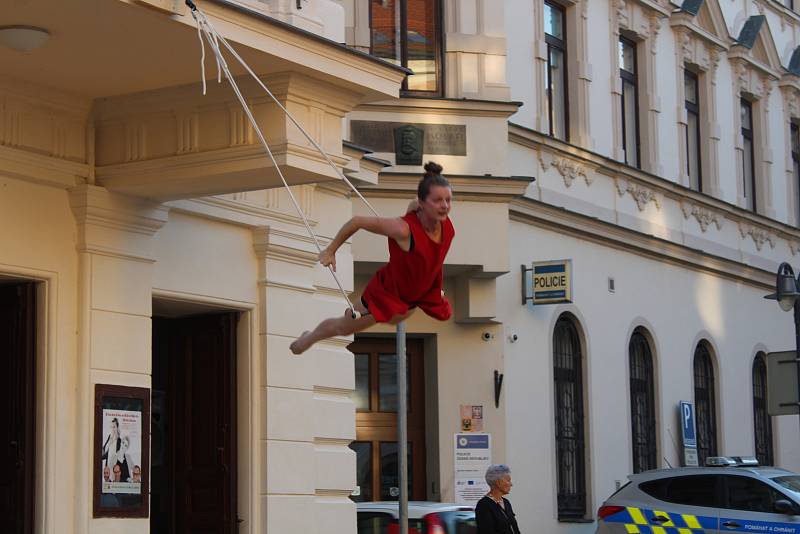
[0,0,406,200]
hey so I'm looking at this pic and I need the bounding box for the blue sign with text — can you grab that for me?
[680,401,696,449]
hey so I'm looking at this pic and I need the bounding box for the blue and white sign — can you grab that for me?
[454,433,491,505]
[532,260,572,304]
[680,401,696,448]
[679,401,699,467]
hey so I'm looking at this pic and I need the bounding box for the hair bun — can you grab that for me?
[423,161,443,177]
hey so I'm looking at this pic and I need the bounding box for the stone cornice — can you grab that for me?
[508,123,800,241]
[69,184,169,261]
[354,98,523,118]
[0,145,89,189]
[356,172,533,203]
[669,15,729,52]
[509,198,775,290]
[96,143,348,201]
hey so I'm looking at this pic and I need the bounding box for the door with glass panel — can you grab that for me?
[349,337,427,502]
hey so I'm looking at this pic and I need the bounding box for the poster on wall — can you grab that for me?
[454,433,491,505]
[460,405,484,432]
[93,384,150,518]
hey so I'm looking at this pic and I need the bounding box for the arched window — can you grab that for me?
[753,353,774,465]
[553,316,586,519]
[694,343,717,465]
[629,331,657,473]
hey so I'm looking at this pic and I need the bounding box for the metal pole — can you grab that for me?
[397,321,408,534]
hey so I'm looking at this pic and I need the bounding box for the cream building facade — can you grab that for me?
[5,1,800,534]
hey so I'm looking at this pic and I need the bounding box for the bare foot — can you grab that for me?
[290,331,311,355]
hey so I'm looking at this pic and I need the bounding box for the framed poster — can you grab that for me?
[93,384,150,518]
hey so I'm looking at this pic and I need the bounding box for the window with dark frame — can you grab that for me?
[619,37,641,169]
[684,69,702,192]
[370,0,442,96]
[693,343,718,466]
[752,354,774,466]
[629,331,657,474]
[792,122,800,225]
[785,0,795,11]
[544,1,568,141]
[553,317,586,520]
[741,99,757,212]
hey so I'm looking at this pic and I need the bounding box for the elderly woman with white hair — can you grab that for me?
[475,464,521,534]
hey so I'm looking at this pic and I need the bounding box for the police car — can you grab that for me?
[597,456,800,533]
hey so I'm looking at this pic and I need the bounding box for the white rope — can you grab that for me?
[189,4,381,218]
[189,6,361,318]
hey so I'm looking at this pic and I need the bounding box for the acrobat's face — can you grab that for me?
[419,184,452,222]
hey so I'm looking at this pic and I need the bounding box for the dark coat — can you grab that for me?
[475,495,521,534]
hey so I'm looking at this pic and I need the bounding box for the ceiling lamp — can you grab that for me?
[0,26,51,52]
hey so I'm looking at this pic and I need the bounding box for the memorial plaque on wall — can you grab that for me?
[351,121,467,156]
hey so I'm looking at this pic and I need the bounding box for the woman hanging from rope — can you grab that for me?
[290,162,454,355]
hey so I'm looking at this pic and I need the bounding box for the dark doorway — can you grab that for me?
[0,282,36,534]
[151,313,238,534]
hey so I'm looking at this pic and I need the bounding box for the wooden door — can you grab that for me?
[153,313,237,534]
[0,283,36,534]
[349,337,426,502]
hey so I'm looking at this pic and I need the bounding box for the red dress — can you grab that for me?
[361,212,455,323]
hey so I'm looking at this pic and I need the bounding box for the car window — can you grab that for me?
[640,475,719,507]
[724,475,786,513]
[772,475,800,497]
[357,512,393,534]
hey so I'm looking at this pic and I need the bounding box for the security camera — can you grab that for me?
[509,334,519,343]
[482,332,492,341]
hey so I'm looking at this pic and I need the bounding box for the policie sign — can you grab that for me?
[521,260,573,305]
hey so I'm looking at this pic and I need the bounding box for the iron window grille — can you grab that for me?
[741,99,757,212]
[619,37,641,169]
[684,69,702,192]
[369,0,444,97]
[544,1,569,141]
[694,344,718,465]
[629,332,657,473]
[553,317,586,520]
[752,354,774,466]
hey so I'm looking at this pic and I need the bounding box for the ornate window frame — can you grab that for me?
[728,14,782,216]
[610,0,669,175]
[780,59,800,225]
[670,0,728,197]
[534,0,592,148]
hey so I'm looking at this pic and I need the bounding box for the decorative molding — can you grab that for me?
[738,221,776,250]
[252,225,319,268]
[681,201,723,232]
[509,197,777,290]
[538,151,592,187]
[616,178,661,211]
[177,112,199,154]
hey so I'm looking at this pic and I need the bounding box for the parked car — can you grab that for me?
[357,501,477,534]
[596,456,800,533]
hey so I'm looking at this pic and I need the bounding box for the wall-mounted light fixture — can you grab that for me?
[0,26,51,52]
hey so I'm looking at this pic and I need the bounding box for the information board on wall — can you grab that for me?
[454,433,491,505]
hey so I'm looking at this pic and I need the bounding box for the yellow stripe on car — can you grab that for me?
[624,524,640,533]
[627,507,647,525]
[682,514,701,529]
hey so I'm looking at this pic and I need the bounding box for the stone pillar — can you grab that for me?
[252,183,357,534]
[69,184,168,533]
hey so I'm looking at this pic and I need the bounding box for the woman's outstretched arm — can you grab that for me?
[321,215,410,271]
